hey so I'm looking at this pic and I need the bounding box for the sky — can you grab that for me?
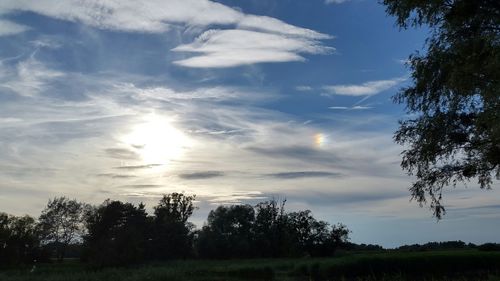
[0,0,499,248]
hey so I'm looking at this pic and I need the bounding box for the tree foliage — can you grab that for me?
[0,213,43,266]
[253,199,288,257]
[196,199,350,259]
[1,195,349,267]
[383,0,500,217]
[197,204,256,258]
[151,193,197,260]
[82,200,149,267]
[38,197,85,261]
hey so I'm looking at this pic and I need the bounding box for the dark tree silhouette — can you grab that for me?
[195,201,350,259]
[196,204,255,259]
[285,211,350,257]
[0,213,42,266]
[151,193,197,260]
[383,0,500,217]
[1,195,350,266]
[253,199,289,257]
[82,200,148,267]
[38,197,85,261]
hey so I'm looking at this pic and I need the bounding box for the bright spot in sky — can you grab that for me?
[122,114,191,165]
[314,133,326,148]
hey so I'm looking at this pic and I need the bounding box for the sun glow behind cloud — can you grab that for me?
[121,114,192,168]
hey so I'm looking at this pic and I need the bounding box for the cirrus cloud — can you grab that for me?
[0,0,333,68]
[0,19,30,36]
[323,77,406,96]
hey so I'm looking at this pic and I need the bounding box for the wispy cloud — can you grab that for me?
[296,86,313,91]
[324,0,351,4]
[172,29,333,68]
[0,0,333,68]
[97,173,137,179]
[178,171,224,180]
[104,148,139,160]
[0,0,239,33]
[114,164,163,170]
[0,19,30,36]
[329,105,373,110]
[266,171,342,179]
[121,184,163,189]
[1,0,329,38]
[323,77,406,96]
[1,57,64,97]
[237,15,331,40]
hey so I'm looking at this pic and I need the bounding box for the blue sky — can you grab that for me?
[0,0,499,247]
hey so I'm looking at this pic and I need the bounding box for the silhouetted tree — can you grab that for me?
[287,211,350,257]
[398,240,468,251]
[151,193,197,260]
[383,0,500,217]
[329,223,351,252]
[287,210,317,256]
[0,213,42,266]
[38,197,85,261]
[82,200,148,267]
[196,200,350,259]
[196,204,255,259]
[253,199,288,257]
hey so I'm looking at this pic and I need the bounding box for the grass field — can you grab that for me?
[1,250,500,281]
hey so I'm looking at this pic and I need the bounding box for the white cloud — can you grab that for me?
[30,37,62,49]
[323,77,406,96]
[0,0,330,37]
[0,19,30,36]
[329,105,373,110]
[172,29,333,68]
[0,0,333,68]
[352,105,373,110]
[325,0,351,4]
[237,15,331,40]
[1,58,64,97]
[0,0,241,33]
[296,86,313,91]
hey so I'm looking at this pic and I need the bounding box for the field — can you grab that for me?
[1,250,500,281]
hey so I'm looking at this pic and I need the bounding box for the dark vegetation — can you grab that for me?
[2,194,499,280]
[1,194,350,268]
[1,251,499,281]
[384,0,500,217]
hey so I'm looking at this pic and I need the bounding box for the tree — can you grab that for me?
[38,197,85,261]
[152,193,197,260]
[329,223,351,250]
[383,0,500,217]
[286,210,347,257]
[196,204,255,259]
[287,210,318,256]
[82,200,148,267]
[253,198,288,257]
[0,213,42,266]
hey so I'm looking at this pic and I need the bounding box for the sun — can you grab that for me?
[122,114,191,165]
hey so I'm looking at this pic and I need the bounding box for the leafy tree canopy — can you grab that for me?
[383,0,500,217]
[152,193,197,260]
[38,197,85,261]
[0,213,41,266]
[82,200,148,267]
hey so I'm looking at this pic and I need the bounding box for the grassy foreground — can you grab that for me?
[1,250,500,281]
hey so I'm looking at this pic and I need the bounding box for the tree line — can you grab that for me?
[0,194,350,267]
